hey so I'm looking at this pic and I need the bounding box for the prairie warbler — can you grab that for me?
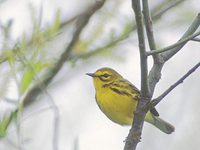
[87,67,174,134]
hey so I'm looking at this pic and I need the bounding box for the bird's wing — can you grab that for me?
[112,79,159,116]
[109,79,140,100]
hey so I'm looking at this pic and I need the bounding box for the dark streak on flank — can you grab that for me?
[112,83,122,87]
[110,87,130,96]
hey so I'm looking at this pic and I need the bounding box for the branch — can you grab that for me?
[134,2,148,96]
[23,0,105,107]
[146,30,200,56]
[161,13,200,62]
[142,0,187,96]
[124,1,183,149]
[191,37,200,42]
[49,96,60,150]
[71,0,185,61]
[142,0,156,50]
[15,1,105,150]
[152,0,186,20]
[150,62,200,108]
[148,13,200,95]
[125,2,199,150]
[0,0,185,66]
[142,0,162,77]
[124,0,149,150]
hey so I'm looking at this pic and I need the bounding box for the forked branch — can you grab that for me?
[148,13,200,96]
[125,1,200,150]
[150,62,200,108]
[146,30,200,56]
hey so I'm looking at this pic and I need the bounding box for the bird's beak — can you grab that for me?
[86,73,95,77]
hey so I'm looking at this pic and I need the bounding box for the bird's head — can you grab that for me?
[86,67,122,90]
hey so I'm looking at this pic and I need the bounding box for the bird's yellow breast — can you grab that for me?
[95,86,138,125]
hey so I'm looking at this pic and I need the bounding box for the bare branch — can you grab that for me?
[124,1,187,150]
[152,0,186,20]
[191,37,200,42]
[148,13,200,95]
[49,96,60,150]
[124,0,148,150]
[125,1,199,150]
[142,0,162,84]
[161,13,200,62]
[142,0,156,50]
[146,30,200,56]
[150,62,200,108]
[133,3,148,96]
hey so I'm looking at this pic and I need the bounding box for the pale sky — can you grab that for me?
[0,0,200,150]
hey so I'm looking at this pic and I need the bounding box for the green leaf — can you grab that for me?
[4,49,15,65]
[0,111,17,138]
[52,10,61,34]
[19,61,48,93]
[19,36,27,53]
[20,68,34,94]
[45,10,61,37]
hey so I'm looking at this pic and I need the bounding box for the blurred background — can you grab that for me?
[0,0,199,150]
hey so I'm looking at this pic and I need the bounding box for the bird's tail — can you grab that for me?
[145,112,175,134]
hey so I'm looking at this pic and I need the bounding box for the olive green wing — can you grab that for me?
[110,79,140,100]
[111,79,159,116]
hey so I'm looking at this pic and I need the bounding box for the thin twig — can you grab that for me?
[124,1,185,149]
[133,2,148,96]
[14,2,105,150]
[153,0,186,20]
[162,13,200,61]
[142,0,164,78]
[47,94,60,150]
[192,37,200,42]
[125,2,199,150]
[73,0,186,61]
[23,0,105,107]
[150,62,200,108]
[15,46,60,150]
[148,13,200,95]
[70,0,184,62]
[142,0,163,97]
[0,0,185,66]
[124,0,148,150]
[146,30,200,56]
[142,0,156,50]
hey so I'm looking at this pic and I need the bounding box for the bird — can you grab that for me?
[86,67,174,134]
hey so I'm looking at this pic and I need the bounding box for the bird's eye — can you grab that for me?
[102,73,110,78]
[98,73,111,81]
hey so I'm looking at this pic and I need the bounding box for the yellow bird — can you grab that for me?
[87,67,174,134]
